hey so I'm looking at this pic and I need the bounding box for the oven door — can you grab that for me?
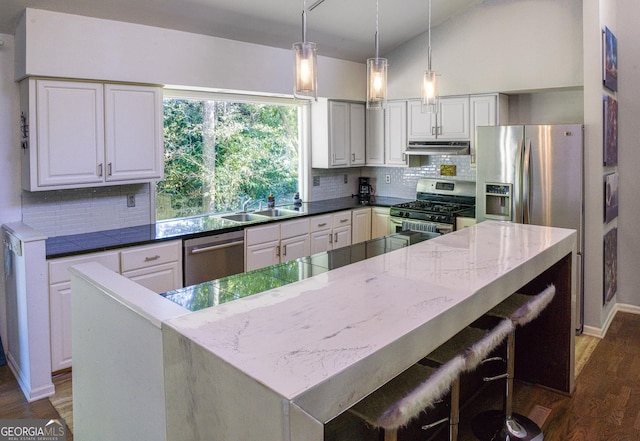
[389,217,453,236]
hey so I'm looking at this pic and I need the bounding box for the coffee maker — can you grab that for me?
[358,177,374,204]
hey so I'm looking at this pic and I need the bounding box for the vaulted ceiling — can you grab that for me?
[1,0,483,61]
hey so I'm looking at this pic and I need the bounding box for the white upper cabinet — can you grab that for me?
[407,96,470,140]
[312,98,366,168]
[21,78,164,191]
[365,109,384,166]
[469,93,509,160]
[104,84,164,182]
[384,101,408,167]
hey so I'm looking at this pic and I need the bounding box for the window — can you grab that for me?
[157,91,306,221]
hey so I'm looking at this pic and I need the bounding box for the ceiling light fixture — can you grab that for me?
[366,0,388,110]
[293,0,318,101]
[422,0,439,113]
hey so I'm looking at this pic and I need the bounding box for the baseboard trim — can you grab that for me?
[582,303,640,338]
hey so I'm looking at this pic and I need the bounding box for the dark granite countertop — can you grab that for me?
[45,196,411,259]
[160,230,434,312]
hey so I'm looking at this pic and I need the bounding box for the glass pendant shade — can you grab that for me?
[421,70,439,113]
[293,41,317,100]
[367,57,388,109]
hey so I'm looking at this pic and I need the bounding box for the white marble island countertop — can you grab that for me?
[163,221,576,432]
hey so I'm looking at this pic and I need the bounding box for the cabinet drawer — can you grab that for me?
[280,218,310,240]
[310,215,332,232]
[121,261,182,294]
[332,211,352,227]
[245,223,281,246]
[49,251,120,285]
[120,240,181,273]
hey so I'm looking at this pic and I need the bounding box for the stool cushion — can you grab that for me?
[465,318,514,371]
[376,355,466,430]
[350,364,437,426]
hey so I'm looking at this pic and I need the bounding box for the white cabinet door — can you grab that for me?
[385,101,407,166]
[408,99,436,140]
[310,230,332,255]
[350,103,366,165]
[35,80,105,187]
[366,108,385,165]
[438,96,470,139]
[281,234,310,263]
[49,282,73,372]
[372,207,391,239]
[352,207,372,244]
[246,240,279,271]
[104,84,163,182]
[333,225,352,250]
[122,262,182,293]
[329,101,350,167]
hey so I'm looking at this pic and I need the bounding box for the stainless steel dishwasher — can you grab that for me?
[183,230,245,286]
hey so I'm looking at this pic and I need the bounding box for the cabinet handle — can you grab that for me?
[276,245,280,257]
[144,255,161,262]
[352,153,355,161]
[334,233,338,242]
[282,245,287,256]
[107,162,112,176]
[329,234,333,244]
[98,163,103,177]
[431,126,436,136]
[340,219,348,223]
[318,223,327,227]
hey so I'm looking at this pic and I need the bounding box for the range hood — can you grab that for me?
[405,140,470,156]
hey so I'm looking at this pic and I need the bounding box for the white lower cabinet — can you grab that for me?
[47,240,182,372]
[120,241,183,293]
[245,218,310,271]
[309,211,352,254]
[352,207,372,244]
[372,207,391,239]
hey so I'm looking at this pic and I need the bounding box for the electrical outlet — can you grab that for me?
[344,174,348,184]
[127,194,136,207]
[313,176,320,187]
[385,174,391,184]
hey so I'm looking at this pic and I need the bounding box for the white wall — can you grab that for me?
[616,0,639,308]
[0,34,22,351]
[386,0,583,99]
[17,9,365,101]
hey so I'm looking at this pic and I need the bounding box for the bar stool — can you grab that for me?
[349,319,514,441]
[472,285,556,441]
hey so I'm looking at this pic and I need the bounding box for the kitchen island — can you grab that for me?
[69,221,576,441]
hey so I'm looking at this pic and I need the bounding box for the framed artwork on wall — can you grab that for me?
[603,95,618,166]
[603,227,617,306]
[603,26,618,92]
[604,173,619,223]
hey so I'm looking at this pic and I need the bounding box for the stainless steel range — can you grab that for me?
[390,179,476,236]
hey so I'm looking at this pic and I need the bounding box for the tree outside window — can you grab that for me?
[157,97,301,221]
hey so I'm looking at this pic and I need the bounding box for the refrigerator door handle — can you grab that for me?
[514,138,525,223]
[523,138,532,224]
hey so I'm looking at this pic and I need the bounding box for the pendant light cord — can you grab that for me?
[427,0,432,70]
[375,0,380,59]
[302,0,307,42]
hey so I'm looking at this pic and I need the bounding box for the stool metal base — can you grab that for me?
[472,410,543,441]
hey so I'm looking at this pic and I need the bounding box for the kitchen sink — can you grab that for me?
[220,213,268,223]
[253,208,300,218]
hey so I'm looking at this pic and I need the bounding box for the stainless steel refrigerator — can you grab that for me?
[475,124,584,333]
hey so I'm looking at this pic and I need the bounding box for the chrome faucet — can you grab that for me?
[242,197,253,212]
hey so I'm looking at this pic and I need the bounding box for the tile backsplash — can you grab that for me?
[311,155,476,201]
[22,184,152,237]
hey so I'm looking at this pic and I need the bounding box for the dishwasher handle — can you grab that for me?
[190,240,244,255]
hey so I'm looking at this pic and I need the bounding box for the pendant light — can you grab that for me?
[293,0,318,100]
[366,0,388,110]
[422,0,439,113]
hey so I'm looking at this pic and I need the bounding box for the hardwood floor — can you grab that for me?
[0,366,74,440]
[0,313,638,441]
